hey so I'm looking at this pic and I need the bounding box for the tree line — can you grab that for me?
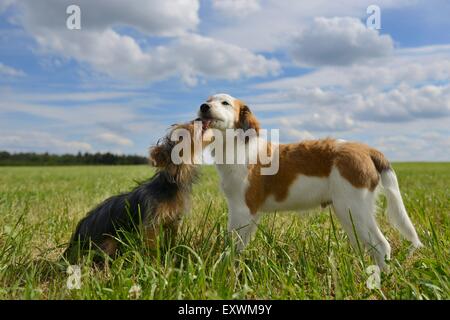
[0,151,148,166]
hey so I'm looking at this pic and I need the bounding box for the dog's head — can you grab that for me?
[197,93,260,134]
[149,120,210,169]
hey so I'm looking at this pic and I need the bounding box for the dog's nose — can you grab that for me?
[200,103,210,113]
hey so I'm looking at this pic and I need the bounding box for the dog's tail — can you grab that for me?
[371,150,422,247]
[380,169,422,247]
[370,149,422,247]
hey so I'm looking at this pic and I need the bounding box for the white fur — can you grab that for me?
[199,93,238,131]
[261,175,330,212]
[217,163,259,250]
[381,169,423,247]
[329,167,391,269]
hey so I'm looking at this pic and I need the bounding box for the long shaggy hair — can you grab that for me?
[64,121,202,263]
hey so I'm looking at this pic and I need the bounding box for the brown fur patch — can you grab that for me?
[234,99,260,134]
[245,139,390,214]
[99,238,118,256]
[149,144,171,168]
[369,148,391,173]
[155,194,187,225]
[334,142,389,191]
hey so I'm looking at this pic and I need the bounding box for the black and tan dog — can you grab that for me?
[64,120,207,262]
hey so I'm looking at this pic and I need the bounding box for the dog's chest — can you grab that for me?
[149,190,191,226]
[216,164,249,196]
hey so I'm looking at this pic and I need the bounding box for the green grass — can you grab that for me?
[0,163,448,299]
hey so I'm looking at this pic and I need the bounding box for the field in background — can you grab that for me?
[0,163,448,299]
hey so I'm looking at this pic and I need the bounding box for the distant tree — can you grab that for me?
[0,151,148,166]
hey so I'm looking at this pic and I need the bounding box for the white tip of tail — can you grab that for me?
[380,169,423,248]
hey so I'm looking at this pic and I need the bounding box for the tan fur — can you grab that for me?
[245,139,390,214]
[334,141,390,191]
[99,238,118,256]
[144,199,183,249]
[234,99,260,134]
[153,193,187,226]
[144,222,179,249]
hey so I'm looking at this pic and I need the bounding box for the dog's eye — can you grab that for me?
[222,101,230,106]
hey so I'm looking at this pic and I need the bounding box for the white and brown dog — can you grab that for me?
[198,93,422,269]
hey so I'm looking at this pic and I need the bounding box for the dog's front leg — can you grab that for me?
[218,164,260,251]
[228,205,260,251]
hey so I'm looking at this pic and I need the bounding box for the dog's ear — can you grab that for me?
[149,143,171,167]
[238,103,260,134]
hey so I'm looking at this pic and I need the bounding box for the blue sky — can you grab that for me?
[0,0,449,160]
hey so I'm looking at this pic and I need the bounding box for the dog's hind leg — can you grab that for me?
[331,171,391,270]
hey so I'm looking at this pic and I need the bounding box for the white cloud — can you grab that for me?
[301,113,356,131]
[15,91,135,103]
[251,81,450,130]
[0,62,25,77]
[31,29,279,84]
[16,0,200,37]
[290,17,393,66]
[211,0,261,18]
[7,0,278,84]
[283,128,315,141]
[207,0,414,51]
[0,100,138,125]
[373,130,450,161]
[165,34,280,85]
[264,112,356,133]
[355,84,450,122]
[0,131,92,153]
[256,45,450,93]
[96,132,134,147]
[249,87,345,108]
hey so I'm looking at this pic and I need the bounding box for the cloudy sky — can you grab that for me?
[0,0,449,160]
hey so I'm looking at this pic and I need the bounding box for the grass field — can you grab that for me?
[0,163,448,299]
